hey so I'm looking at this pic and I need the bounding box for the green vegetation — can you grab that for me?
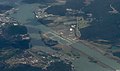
[77,17,89,29]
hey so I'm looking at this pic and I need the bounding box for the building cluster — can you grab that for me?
[6,49,73,71]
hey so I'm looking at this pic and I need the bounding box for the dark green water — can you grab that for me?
[0,4,13,13]
[21,0,55,4]
[113,52,120,58]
